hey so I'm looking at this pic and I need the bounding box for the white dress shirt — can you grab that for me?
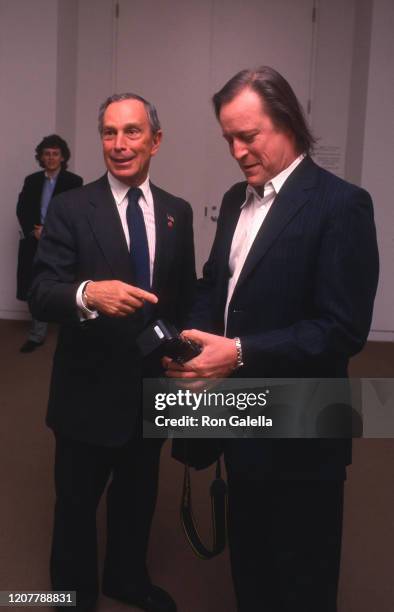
[224,154,305,333]
[76,172,156,318]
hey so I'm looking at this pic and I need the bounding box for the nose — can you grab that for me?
[232,138,248,161]
[114,132,126,150]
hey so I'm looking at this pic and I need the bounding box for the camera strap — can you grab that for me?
[180,459,227,559]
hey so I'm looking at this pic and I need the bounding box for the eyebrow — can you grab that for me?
[222,129,259,138]
[103,122,141,130]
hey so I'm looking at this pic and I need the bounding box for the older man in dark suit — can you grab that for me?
[165,67,379,611]
[30,94,195,612]
[16,134,82,352]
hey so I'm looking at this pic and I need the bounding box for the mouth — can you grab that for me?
[241,163,259,172]
[110,156,135,165]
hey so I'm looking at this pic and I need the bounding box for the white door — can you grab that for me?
[115,0,315,272]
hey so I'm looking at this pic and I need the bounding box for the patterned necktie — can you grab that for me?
[126,187,150,290]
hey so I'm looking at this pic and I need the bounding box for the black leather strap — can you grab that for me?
[180,459,227,559]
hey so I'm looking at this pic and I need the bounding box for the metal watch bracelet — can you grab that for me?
[233,336,244,369]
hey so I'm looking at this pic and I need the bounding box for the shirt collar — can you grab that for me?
[242,153,306,208]
[107,171,151,206]
[44,169,60,181]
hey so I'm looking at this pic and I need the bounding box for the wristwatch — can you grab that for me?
[233,337,244,369]
[81,281,91,309]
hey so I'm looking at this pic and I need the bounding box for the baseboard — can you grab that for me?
[0,309,30,321]
[368,330,394,342]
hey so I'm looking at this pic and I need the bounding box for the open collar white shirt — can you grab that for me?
[224,153,305,333]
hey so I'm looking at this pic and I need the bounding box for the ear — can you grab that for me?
[151,129,163,156]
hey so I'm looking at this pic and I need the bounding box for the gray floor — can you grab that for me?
[1,319,394,611]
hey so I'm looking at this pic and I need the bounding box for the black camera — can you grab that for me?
[136,319,201,364]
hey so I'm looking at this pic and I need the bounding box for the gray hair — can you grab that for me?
[98,92,161,135]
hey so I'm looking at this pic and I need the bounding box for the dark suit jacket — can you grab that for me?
[190,156,379,479]
[16,169,83,300]
[29,175,196,446]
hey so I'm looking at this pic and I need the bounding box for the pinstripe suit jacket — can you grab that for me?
[191,156,379,478]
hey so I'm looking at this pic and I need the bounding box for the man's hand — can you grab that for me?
[84,280,158,317]
[163,329,238,379]
[33,224,43,240]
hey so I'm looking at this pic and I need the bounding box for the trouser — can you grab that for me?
[28,318,47,343]
[50,433,163,605]
[227,477,344,612]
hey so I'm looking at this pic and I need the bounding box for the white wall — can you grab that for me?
[0,0,58,319]
[0,0,393,341]
[56,0,79,159]
[73,0,115,183]
[361,0,394,341]
[115,0,314,274]
[311,1,355,178]
[345,0,373,186]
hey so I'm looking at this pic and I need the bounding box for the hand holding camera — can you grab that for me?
[136,319,202,364]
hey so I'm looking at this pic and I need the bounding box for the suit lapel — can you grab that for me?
[86,178,177,287]
[86,175,133,281]
[220,196,244,272]
[150,183,174,292]
[216,196,244,309]
[35,172,46,193]
[234,156,318,291]
[53,171,67,196]
[33,173,46,221]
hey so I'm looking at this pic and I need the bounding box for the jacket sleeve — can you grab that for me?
[16,177,35,237]
[28,191,80,323]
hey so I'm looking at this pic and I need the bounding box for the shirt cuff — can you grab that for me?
[76,280,99,321]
